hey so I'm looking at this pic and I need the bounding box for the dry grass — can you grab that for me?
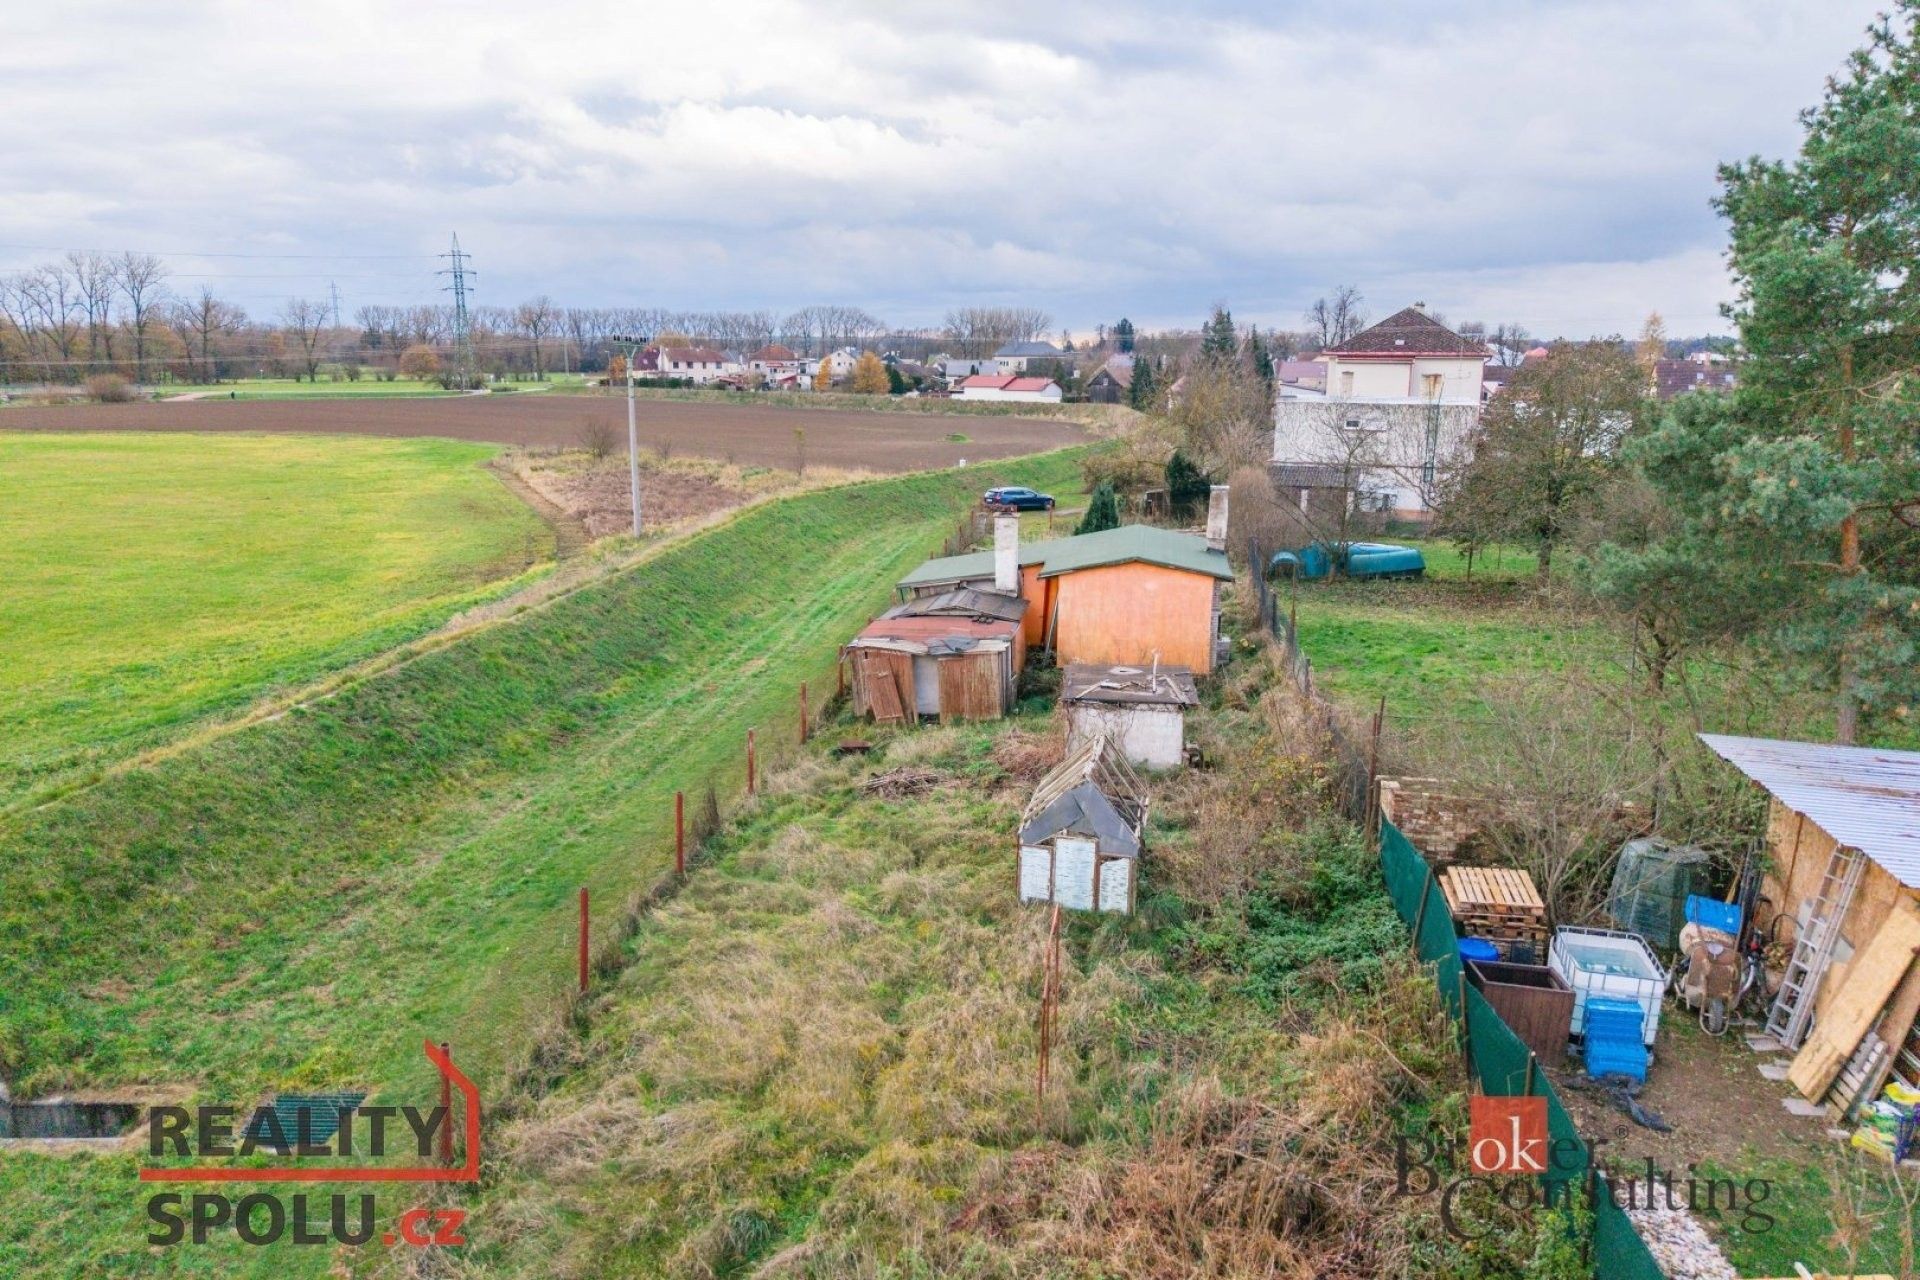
[438,663,1511,1280]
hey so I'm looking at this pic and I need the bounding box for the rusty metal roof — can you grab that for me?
[1698,734,1920,889]
[851,613,1017,649]
[1061,662,1199,708]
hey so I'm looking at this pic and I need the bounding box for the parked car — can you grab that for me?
[984,486,1055,511]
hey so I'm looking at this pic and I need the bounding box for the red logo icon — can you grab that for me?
[1469,1096,1547,1174]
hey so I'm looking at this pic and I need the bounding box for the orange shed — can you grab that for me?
[895,523,1234,675]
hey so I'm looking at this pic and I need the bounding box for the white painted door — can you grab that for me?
[1054,837,1096,911]
[1018,846,1052,903]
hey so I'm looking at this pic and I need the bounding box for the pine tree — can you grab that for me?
[1164,450,1212,519]
[1246,325,1275,387]
[1597,4,1920,739]
[1113,317,1136,353]
[1128,356,1157,412]
[1200,306,1236,361]
[885,363,907,395]
[1077,481,1120,534]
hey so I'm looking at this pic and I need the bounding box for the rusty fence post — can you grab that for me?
[438,1042,454,1166]
[747,728,757,796]
[799,681,808,745]
[578,887,589,994]
[675,789,686,876]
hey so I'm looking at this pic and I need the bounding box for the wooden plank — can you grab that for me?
[1789,896,1920,1100]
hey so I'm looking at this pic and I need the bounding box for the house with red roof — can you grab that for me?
[1270,305,1489,524]
[954,374,1063,404]
[654,346,735,385]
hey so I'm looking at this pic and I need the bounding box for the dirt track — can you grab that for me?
[0,394,1086,473]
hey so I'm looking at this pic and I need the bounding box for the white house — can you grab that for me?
[954,374,1063,403]
[655,346,734,384]
[746,344,805,382]
[1271,306,1488,522]
[993,340,1066,374]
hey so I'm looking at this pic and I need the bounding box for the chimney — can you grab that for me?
[994,515,1020,594]
[1205,485,1229,553]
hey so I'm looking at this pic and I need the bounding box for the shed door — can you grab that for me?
[857,649,913,725]
[1054,837,1096,911]
[912,656,941,716]
[1018,846,1052,903]
[1097,857,1132,914]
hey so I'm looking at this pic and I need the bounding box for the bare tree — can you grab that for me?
[1303,285,1367,351]
[941,306,1053,358]
[281,298,329,382]
[1489,322,1532,367]
[175,288,246,383]
[66,251,115,368]
[515,296,559,379]
[112,252,169,383]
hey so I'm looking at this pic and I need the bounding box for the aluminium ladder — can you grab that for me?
[1765,843,1867,1051]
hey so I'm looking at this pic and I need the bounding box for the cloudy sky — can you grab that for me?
[0,0,1876,338]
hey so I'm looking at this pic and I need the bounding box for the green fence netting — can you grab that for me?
[1378,819,1661,1278]
[1594,1174,1668,1280]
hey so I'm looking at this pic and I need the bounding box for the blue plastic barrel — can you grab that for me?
[1458,937,1500,965]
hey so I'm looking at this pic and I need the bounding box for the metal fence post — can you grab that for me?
[578,888,589,993]
[675,790,686,876]
[438,1042,453,1166]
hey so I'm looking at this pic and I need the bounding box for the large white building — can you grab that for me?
[954,374,1063,403]
[1271,306,1488,523]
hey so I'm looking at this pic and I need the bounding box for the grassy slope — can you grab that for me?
[0,432,550,804]
[445,671,1493,1280]
[0,451,1082,1279]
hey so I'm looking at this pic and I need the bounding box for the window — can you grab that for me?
[1422,373,1444,400]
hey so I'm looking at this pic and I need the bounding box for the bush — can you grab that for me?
[84,374,134,403]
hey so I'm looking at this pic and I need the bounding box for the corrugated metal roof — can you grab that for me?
[852,614,1017,646]
[1698,734,1920,889]
[886,588,1027,623]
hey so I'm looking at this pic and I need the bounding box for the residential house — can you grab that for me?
[1653,358,1737,400]
[655,346,734,384]
[994,340,1066,374]
[954,374,1063,404]
[746,344,806,382]
[896,490,1234,674]
[1271,306,1489,523]
[1085,357,1133,404]
[1276,360,1326,393]
[938,356,997,384]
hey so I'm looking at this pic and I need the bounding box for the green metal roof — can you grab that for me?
[897,524,1232,590]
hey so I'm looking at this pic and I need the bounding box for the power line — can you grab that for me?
[438,233,478,391]
[0,242,433,261]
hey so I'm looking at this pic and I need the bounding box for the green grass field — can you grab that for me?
[0,433,551,806]
[0,449,1085,1278]
[148,378,462,400]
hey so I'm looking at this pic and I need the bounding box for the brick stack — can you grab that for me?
[1376,777,1491,867]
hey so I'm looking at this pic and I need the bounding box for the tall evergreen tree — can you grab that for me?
[1597,3,1920,740]
[1128,355,1157,412]
[1077,481,1121,534]
[1113,317,1136,353]
[1246,325,1275,387]
[1164,450,1212,519]
[1201,306,1237,361]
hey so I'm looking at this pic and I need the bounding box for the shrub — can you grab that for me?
[84,374,134,403]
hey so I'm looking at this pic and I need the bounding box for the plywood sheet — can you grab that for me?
[1054,837,1096,911]
[1789,895,1920,1100]
[1019,846,1052,903]
[1098,857,1132,914]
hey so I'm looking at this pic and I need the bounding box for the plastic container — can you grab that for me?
[1607,838,1711,950]
[1683,894,1742,938]
[1459,937,1500,965]
[1549,926,1668,1046]
[1582,997,1650,1082]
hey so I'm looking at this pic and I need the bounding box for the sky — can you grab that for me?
[0,0,1879,339]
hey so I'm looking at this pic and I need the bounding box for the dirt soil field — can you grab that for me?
[0,394,1085,472]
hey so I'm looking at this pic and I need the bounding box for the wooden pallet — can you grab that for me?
[1441,866,1548,955]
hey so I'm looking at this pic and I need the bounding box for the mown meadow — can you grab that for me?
[0,432,551,807]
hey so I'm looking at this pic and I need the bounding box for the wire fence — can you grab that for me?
[1381,818,1667,1280]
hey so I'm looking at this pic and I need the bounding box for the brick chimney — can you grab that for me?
[994,515,1020,594]
[1205,485,1229,552]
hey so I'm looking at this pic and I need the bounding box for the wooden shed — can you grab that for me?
[895,509,1235,674]
[1061,662,1200,770]
[1700,734,1920,1111]
[845,589,1027,725]
[1018,734,1150,914]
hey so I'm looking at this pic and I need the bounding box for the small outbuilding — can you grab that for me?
[844,589,1027,725]
[1060,662,1199,770]
[1018,734,1150,914]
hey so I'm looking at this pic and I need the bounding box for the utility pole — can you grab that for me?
[611,333,647,535]
[328,280,342,330]
[438,234,477,390]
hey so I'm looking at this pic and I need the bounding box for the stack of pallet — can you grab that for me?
[1440,866,1548,959]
